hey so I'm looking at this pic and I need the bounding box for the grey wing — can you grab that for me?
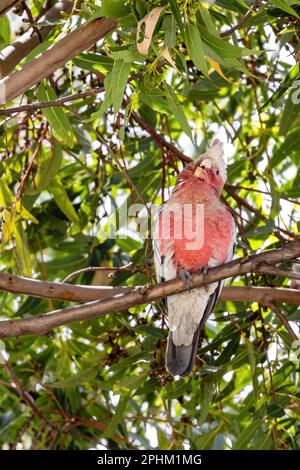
[153,203,176,284]
[199,211,236,331]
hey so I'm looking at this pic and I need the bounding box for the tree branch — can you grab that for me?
[0,16,117,104]
[221,286,300,305]
[0,86,105,116]
[1,270,300,305]
[220,0,261,37]
[267,302,298,342]
[0,0,76,79]
[0,0,20,17]
[130,109,192,164]
[0,239,299,339]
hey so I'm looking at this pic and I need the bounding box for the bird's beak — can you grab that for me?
[194,166,203,177]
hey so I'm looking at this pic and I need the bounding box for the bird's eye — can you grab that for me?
[216,170,220,175]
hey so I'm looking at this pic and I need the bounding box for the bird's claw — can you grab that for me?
[199,266,208,275]
[179,269,192,289]
[239,255,250,265]
[139,283,151,295]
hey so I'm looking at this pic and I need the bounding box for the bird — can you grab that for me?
[153,139,235,377]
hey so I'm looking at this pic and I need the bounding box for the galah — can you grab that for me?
[153,140,235,377]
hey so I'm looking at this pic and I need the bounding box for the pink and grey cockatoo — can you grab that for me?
[153,140,235,377]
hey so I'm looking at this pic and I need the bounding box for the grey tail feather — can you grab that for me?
[166,328,201,378]
[165,280,225,377]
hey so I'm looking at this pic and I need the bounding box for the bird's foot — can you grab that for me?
[139,283,151,295]
[198,266,208,275]
[179,269,192,289]
[239,255,250,265]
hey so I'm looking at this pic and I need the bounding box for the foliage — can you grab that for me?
[0,0,300,450]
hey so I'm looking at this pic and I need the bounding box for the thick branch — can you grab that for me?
[0,0,20,16]
[0,239,299,339]
[0,16,117,105]
[221,286,300,305]
[1,271,300,305]
[0,0,76,79]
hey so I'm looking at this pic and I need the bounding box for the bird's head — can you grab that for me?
[180,140,227,192]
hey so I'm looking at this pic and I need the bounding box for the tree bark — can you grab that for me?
[0,0,76,79]
[0,16,117,104]
[0,239,299,338]
[0,0,20,17]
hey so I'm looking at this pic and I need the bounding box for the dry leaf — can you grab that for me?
[207,56,232,84]
[136,6,165,56]
[161,47,178,71]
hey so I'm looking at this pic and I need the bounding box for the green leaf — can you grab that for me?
[48,368,98,388]
[227,158,248,180]
[37,82,76,147]
[260,63,300,111]
[266,403,285,418]
[279,90,300,134]
[284,187,300,198]
[15,221,32,276]
[0,341,7,364]
[27,143,62,195]
[0,17,10,45]
[157,427,170,450]
[111,59,132,113]
[48,176,79,224]
[72,53,114,73]
[198,25,257,59]
[196,5,218,36]
[215,334,240,365]
[185,23,208,77]
[0,179,38,223]
[161,380,188,400]
[272,127,300,166]
[22,40,52,64]
[233,419,262,450]
[271,0,299,18]
[164,83,193,141]
[89,74,113,121]
[163,14,176,49]
[198,380,214,425]
[102,395,128,439]
[196,426,220,450]
[245,337,258,399]
[167,0,184,33]
[102,0,131,18]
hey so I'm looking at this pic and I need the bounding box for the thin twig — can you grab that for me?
[2,361,61,431]
[16,124,48,199]
[21,1,43,43]
[130,109,192,164]
[220,0,261,37]
[0,87,105,116]
[266,302,298,342]
[62,262,138,283]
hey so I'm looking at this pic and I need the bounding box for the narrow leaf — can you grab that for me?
[48,177,79,224]
[111,59,132,113]
[37,82,76,147]
[185,23,208,77]
[168,0,184,33]
[15,221,32,276]
[207,55,232,83]
[164,83,193,141]
[102,395,128,439]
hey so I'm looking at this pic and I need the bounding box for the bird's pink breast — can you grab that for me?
[157,180,234,273]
